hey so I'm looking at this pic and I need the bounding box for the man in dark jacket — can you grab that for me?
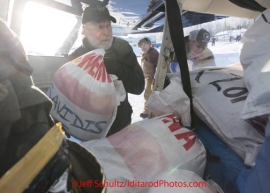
[68,5,145,137]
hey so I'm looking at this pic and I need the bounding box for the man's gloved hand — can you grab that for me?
[103,51,121,77]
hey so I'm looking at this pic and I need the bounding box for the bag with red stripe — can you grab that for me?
[82,113,206,193]
[47,49,126,141]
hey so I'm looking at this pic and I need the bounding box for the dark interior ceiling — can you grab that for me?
[34,0,228,33]
[131,2,227,33]
[25,0,265,34]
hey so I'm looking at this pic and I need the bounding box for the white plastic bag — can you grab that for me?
[82,113,206,193]
[240,7,270,119]
[47,49,125,140]
[146,74,191,126]
[189,67,264,166]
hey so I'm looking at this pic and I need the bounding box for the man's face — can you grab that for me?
[188,40,205,56]
[139,42,150,54]
[83,19,113,50]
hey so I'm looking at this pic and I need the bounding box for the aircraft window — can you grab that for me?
[20,1,79,56]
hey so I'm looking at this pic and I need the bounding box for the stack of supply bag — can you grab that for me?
[147,67,265,167]
[146,7,270,193]
[146,67,266,192]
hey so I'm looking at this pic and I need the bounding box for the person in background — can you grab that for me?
[68,5,145,136]
[137,38,159,118]
[212,36,216,46]
[170,28,215,73]
[236,34,241,42]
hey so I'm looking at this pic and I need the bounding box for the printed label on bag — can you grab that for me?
[160,114,196,151]
[74,52,112,83]
[48,84,108,134]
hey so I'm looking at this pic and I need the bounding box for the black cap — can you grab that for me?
[82,5,116,24]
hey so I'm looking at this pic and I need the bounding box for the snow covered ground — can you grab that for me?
[129,40,242,123]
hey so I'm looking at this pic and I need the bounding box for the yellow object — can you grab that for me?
[0,123,64,193]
